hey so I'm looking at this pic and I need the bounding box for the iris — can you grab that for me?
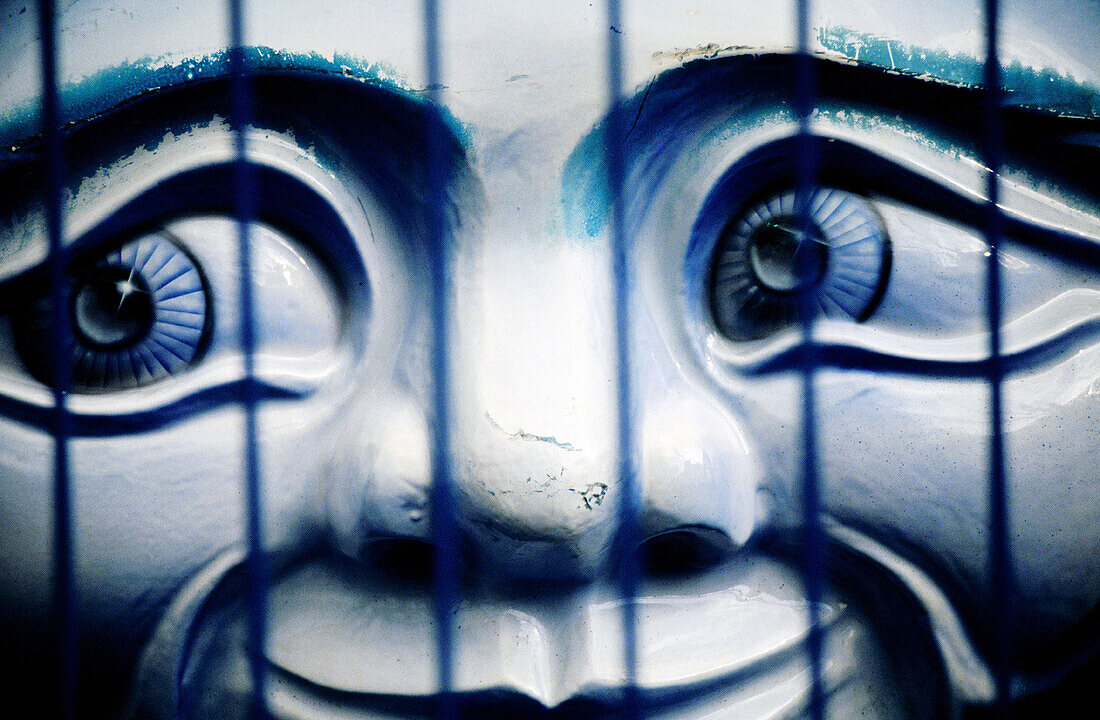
[14,233,209,390]
[709,188,891,341]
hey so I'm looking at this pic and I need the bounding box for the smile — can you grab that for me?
[130,547,919,719]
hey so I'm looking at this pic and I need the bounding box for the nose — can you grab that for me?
[323,238,761,582]
[638,391,761,551]
[323,391,434,558]
[450,241,620,581]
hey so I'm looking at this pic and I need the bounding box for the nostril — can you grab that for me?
[637,526,736,578]
[360,538,436,587]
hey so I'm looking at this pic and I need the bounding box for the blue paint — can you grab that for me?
[562,53,1099,244]
[0,47,472,154]
[0,68,475,274]
[817,26,1100,117]
[561,127,611,238]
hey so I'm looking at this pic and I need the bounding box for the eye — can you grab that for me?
[12,233,210,392]
[709,188,891,342]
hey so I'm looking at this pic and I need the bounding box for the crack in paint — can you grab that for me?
[484,412,581,452]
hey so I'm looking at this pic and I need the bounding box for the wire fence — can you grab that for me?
[34,0,1027,718]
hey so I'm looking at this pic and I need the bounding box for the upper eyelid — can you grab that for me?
[678,131,1100,276]
[563,53,1100,233]
[0,163,370,304]
[0,66,472,273]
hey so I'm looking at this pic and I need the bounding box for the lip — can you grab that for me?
[130,549,904,719]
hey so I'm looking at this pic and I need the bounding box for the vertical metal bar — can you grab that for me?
[227,2,268,718]
[605,2,640,718]
[981,0,1012,716]
[423,2,459,719]
[37,1,77,718]
[794,1,825,719]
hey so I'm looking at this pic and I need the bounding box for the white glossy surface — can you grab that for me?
[0,1,1097,719]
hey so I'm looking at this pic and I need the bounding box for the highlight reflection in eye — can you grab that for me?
[709,189,891,341]
[74,235,208,388]
[13,234,209,391]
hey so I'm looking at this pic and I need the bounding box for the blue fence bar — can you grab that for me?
[423,2,460,719]
[227,1,269,718]
[982,0,1013,716]
[605,1,641,718]
[27,1,1081,717]
[794,1,826,719]
[37,1,77,718]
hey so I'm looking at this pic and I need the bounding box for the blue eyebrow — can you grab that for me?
[0,48,412,149]
[817,26,1100,117]
[0,59,477,282]
[560,53,1100,240]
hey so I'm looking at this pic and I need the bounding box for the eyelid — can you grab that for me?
[678,130,1100,384]
[705,292,1100,381]
[0,162,363,421]
[0,161,369,302]
[690,135,1100,280]
[0,69,471,279]
[0,216,351,430]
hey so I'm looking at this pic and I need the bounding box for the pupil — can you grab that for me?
[72,265,155,349]
[747,217,829,293]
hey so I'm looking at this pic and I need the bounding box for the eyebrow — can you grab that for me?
[0,58,473,281]
[0,48,413,150]
[561,52,1100,239]
[817,25,1100,117]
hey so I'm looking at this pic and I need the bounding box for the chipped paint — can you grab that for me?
[579,481,608,510]
[485,412,581,452]
[817,25,1100,116]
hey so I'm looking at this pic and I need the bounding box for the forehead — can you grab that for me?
[1,0,1097,146]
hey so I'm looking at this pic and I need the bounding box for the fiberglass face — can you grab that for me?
[0,1,1098,718]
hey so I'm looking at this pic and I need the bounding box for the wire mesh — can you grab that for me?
[31,0,1061,716]
[793,1,827,718]
[605,2,642,719]
[981,0,1013,715]
[422,3,461,720]
[226,2,270,719]
[36,1,77,718]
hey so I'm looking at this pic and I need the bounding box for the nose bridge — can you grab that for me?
[451,238,620,579]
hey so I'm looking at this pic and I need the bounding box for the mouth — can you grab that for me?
[128,548,912,720]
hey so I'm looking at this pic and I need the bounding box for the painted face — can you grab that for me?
[0,1,1097,718]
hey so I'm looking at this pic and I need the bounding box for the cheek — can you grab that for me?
[793,356,1100,638]
[1002,349,1100,634]
[0,401,336,631]
[813,374,992,572]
